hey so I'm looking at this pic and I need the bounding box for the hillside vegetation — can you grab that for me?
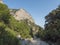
[0,3,43,45]
[38,6,60,45]
[1,2,60,45]
[0,3,31,45]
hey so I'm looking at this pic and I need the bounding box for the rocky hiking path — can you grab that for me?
[20,38,49,45]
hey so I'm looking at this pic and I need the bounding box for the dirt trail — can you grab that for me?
[20,38,49,45]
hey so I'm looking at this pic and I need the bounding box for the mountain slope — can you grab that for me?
[10,8,34,23]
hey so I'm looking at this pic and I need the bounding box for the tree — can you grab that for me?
[0,3,11,24]
[0,3,19,45]
[44,5,60,45]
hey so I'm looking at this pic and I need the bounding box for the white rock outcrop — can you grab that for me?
[11,9,34,23]
[0,0,3,3]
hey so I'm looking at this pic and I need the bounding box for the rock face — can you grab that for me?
[0,0,34,23]
[10,9,34,23]
[0,0,3,3]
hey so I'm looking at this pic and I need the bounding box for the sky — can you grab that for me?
[3,0,60,28]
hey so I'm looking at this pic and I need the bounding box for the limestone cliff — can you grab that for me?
[10,9,34,23]
[0,0,3,3]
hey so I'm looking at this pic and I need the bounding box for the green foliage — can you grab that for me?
[0,27,18,45]
[9,17,31,38]
[0,3,8,11]
[0,3,11,24]
[36,26,46,39]
[44,5,60,44]
[0,3,19,45]
[0,3,32,45]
